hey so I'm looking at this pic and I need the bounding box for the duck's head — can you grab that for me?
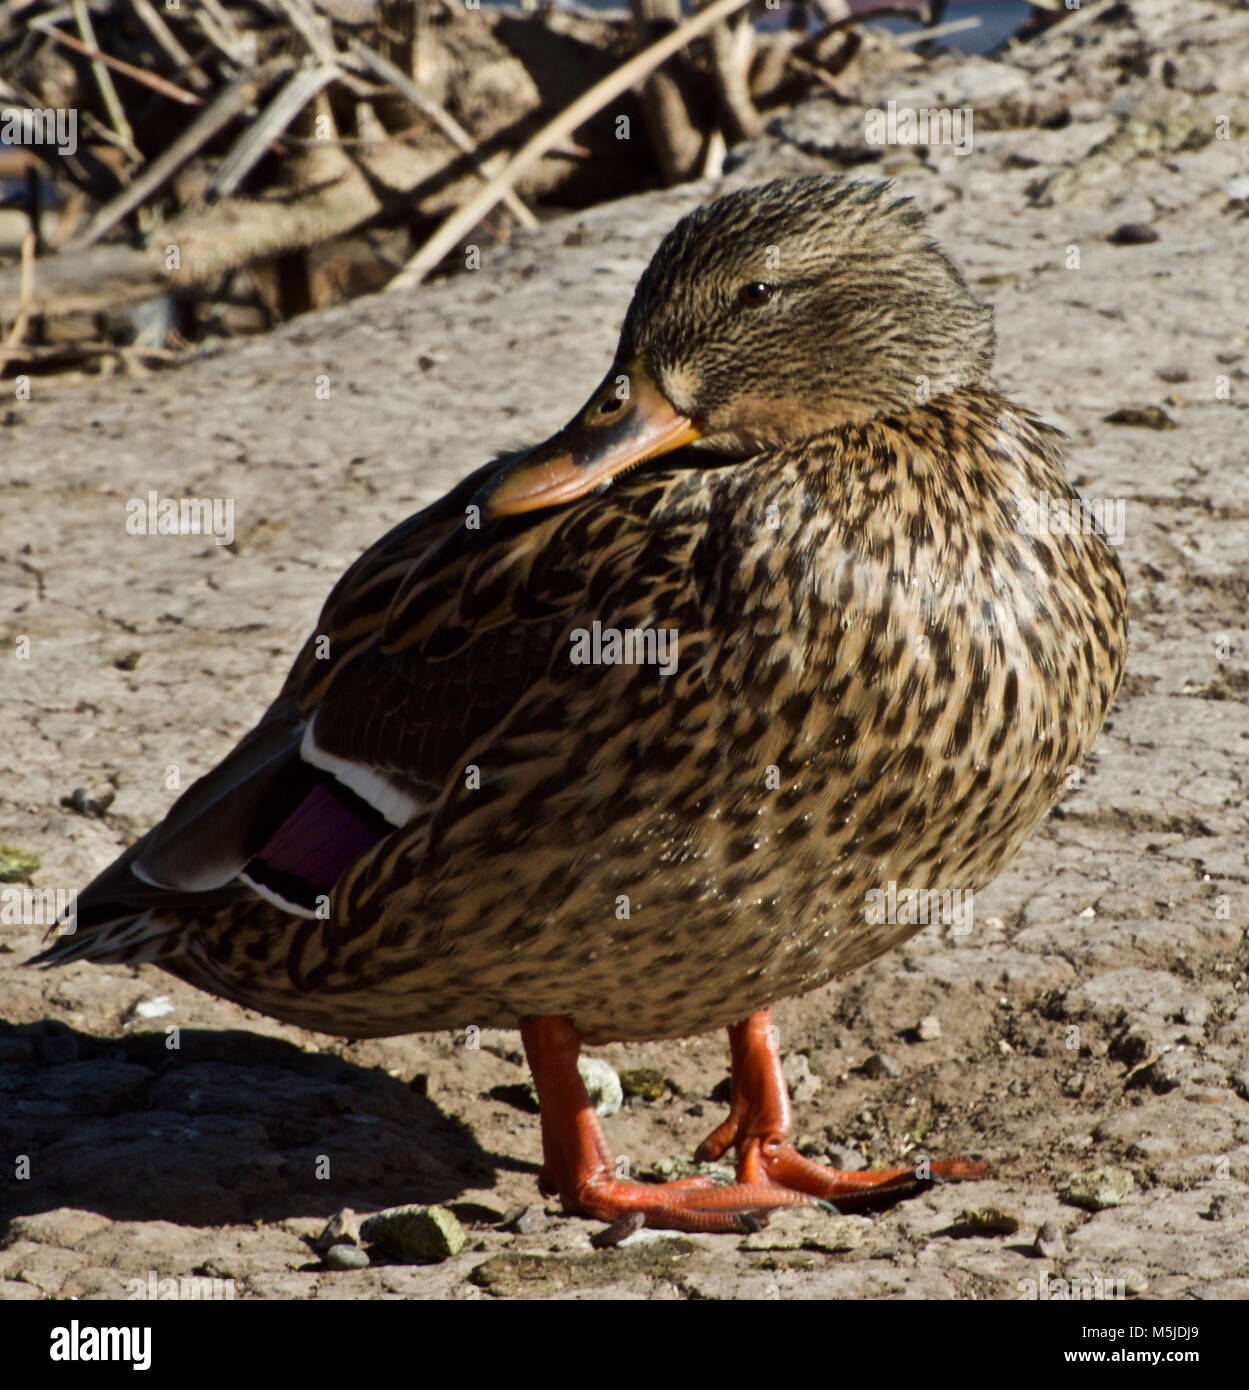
[485,175,995,517]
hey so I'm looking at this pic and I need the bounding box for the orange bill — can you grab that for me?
[484,360,701,518]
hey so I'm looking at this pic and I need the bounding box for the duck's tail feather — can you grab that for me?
[29,697,400,969]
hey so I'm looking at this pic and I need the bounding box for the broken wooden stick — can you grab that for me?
[31,19,204,108]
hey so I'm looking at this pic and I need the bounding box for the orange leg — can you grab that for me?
[521,1015,808,1233]
[696,1010,988,1210]
[521,1011,986,1234]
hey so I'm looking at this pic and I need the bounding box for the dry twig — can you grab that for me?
[125,0,213,93]
[389,0,757,291]
[349,38,538,230]
[209,63,339,200]
[31,20,205,108]
[68,61,297,251]
[71,0,138,155]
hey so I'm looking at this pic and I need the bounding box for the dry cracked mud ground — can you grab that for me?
[1,0,1247,1300]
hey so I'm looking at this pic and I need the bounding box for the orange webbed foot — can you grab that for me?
[520,1011,986,1236]
[696,1011,988,1212]
[522,1016,812,1233]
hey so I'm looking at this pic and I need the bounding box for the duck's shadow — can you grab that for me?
[0,1020,515,1227]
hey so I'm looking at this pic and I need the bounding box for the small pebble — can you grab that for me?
[782,1052,822,1103]
[916,1015,942,1041]
[577,1057,623,1116]
[528,1056,622,1117]
[63,787,114,818]
[1143,1052,1186,1093]
[132,995,176,1019]
[1124,1270,1149,1296]
[1061,1166,1135,1211]
[1110,1021,1154,1065]
[618,1067,667,1102]
[502,1205,548,1236]
[1034,1221,1066,1258]
[1205,1193,1235,1222]
[0,845,40,882]
[324,1243,370,1270]
[825,1145,866,1172]
[315,1207,361,1251]
[1102,405,1178,430]
[360,1204,466,1262]
[1107,222,1159,245]
[859,1052,902,1080]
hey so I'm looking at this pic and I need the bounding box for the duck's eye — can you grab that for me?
[737,281,775,308]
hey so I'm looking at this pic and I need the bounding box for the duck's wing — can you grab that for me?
[34,454,656,966]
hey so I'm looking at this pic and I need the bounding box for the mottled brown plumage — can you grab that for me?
[38,179,1126,1223]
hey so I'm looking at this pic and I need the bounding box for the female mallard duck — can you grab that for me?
[38,176,1127,1232]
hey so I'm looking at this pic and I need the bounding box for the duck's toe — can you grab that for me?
[696,1009,989,1213]
[561,1171,808,1235]
[731,1139,989,1213]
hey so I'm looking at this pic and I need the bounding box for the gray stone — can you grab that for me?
[782,1052,822,1104]
[503,1205,548,1236]
[527,1055,622,1118]
[859,1053,902,1080]
[1061,1167,1136,1211]
[324,1243,370,1270]
[1142,1049,1190,1093]
[577,1057,623,1118]
[314,1207,360,1251]
[1034,1221,1067,1258]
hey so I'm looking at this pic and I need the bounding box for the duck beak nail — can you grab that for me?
[485,366,699,517]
